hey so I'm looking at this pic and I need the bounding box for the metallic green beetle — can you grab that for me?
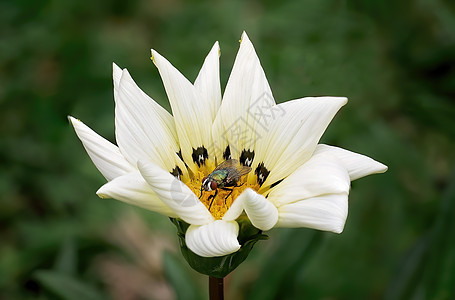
[200,159,252,208]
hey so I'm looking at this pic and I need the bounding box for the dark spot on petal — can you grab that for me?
[240,149,255,167]
[170,166,183,180]
[270,179,283,188]
[223,145,231,161]
[255,162,270,186]
[176,150,183,161]
[192,146,208,167]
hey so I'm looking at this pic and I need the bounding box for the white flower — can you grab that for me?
[69,32,387,258]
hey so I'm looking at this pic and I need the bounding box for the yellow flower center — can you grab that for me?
[184,169,259,220]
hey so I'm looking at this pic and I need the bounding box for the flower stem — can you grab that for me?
[209,276,224,300]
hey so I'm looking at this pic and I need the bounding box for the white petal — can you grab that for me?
[152,49,214,172]
[112,63,122,88]
[194,42,224,163]
[137,160,214,225]
[276,193,348,233]
[194,41,221,122]
[267,151,351,207]
[96,171,177,217]
[114,68,184,173]
[314,144,388,181]
[69,116,135,181]
[186,220,240,257]
[214,31,275,161]
[112,63,178,141]
[253,96,348,188]
[222,195,244,221]
[113,63,178,143]
[236,188,278,231]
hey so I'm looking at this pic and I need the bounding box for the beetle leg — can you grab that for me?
[220,187,234,205]
[208,189,218,210]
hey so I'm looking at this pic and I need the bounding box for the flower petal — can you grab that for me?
[253,96,348,188]
[69,116,135,181]
[236,188,278,231]
[194,41,221,123]
[113,63,178,143]
[152,49,214,172]
[137,160,214,225]
[186,220,240,257]
[222,196,244,221]
[267,151,351,207]
[96,171,177,217]
[214,31,275,162]
[114,67,185,174]
[275,193,348,233]
[314,144,388,181]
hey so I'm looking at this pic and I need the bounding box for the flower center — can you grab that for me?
[184,169,259,220]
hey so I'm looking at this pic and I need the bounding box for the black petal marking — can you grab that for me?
[192,147,208,167]
[240,149,255,167]
[176,150,183,161]
[176,149,189,168]
[170,166,183,180]
[223,145,231,161]
[255,162,270,186]
[270,179,283,188]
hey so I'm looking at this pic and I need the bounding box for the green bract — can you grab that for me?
[170,217,268,277]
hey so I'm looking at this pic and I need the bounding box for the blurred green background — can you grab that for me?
[1,0,455,299]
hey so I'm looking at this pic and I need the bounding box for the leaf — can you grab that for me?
[246,230,323,300]
[54,237,77,275]
[170,217,268,278]
[163,251,202,300]
[34,270,105,300]
[385,168,455,300]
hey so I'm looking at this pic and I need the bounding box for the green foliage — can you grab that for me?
[34,271,105,300]
[163,252,203,300]
[1,0,455,299]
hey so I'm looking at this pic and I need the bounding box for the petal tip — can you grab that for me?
[332,224,345,234]
[150,49,158,64]
[378,163,388,173]
[96,187,110,199]
[240,31,249,41]
[68,115,82,127]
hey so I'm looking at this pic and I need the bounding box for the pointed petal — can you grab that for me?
[112,62,122,88]
[276,193,348,233]
[137,160,214,225]
[186,220,240,257]
[152,49,214,172]
[234,189,278,231]
[194,42,224,163]
[254,96,348,188]
[96,171,177,217]
[267,151,351,207]
[69,116,135,181]
[114,68,184,174]
[214,31,275,161]
[314,144,388,181]
[113,64,178,143]
[194,41,221,121]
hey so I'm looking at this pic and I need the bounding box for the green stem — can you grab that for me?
[209,276,224,300]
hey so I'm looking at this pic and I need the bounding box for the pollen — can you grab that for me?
[185,169,259,220]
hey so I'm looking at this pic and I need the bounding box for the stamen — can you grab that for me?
[185,168,259,220]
